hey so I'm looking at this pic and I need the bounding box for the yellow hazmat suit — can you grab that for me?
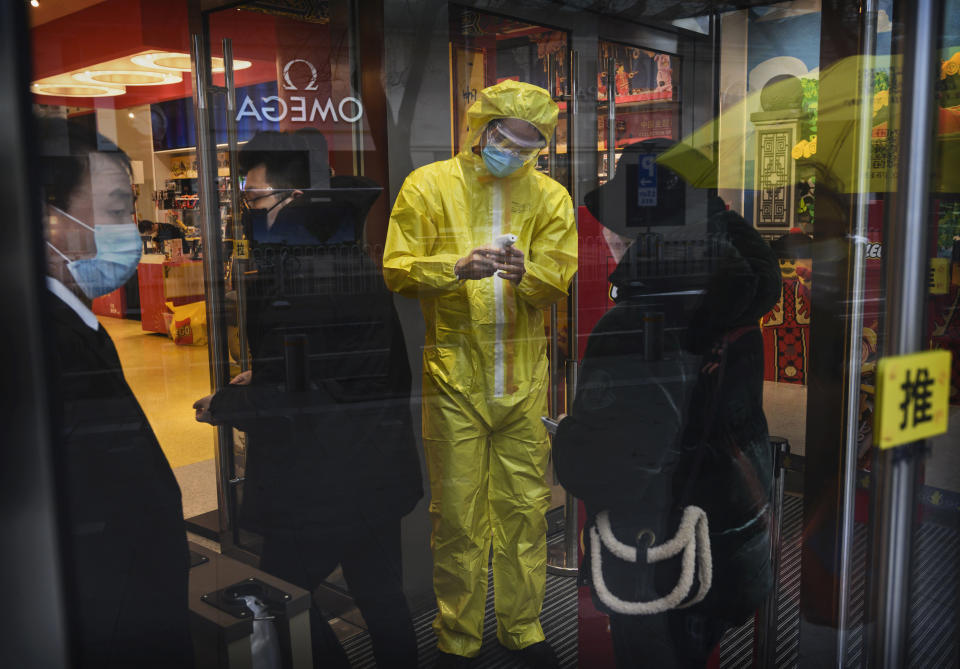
[384,80,578,657]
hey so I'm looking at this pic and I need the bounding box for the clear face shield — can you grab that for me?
[480,119,546,177]
[485,119,547,162]
[484,119,545,161]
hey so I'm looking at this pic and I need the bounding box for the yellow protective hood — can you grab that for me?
[463,80,558,150]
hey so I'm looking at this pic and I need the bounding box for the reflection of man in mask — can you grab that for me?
[238,135,304,230]
[233,130,355,247]
[194,130,422,668]
[384,80,578,667]
[40,117,193,667]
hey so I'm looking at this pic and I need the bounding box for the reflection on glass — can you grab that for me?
[19,0,960,666]
[556,138,780,667]
[195,130,422,667]
[598,41,679,185]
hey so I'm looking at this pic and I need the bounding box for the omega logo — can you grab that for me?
[236,59,363,124]
[283,59,319,91]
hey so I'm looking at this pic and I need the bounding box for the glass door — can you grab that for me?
[17,0,960,665]
[196,1,390,564]
[449,7,571,187]
[562,1,960,666]
[597,41,680,184]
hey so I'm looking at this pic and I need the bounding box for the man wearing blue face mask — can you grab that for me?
[39,117,192,668]
[47,205,142,299]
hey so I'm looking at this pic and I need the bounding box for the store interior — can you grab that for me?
[23,1,960,665]
[30,0,960,548]
[29,1,389,536]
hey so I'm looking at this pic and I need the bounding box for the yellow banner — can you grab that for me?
[234,239,250,260]
[874,350,952,449]
[929,258,950,294]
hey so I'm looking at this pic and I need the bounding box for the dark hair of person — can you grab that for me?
[138,219,155,234]
[36,116,132,211]
[238,130,311,190]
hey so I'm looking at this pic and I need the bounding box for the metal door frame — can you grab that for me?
[2,0,71,664]
[189,1,374,561]
[865,0,943,666]
[798,0,944,666]
[189,23,239,555]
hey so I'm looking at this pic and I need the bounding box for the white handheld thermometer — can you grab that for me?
[494,234,518,279]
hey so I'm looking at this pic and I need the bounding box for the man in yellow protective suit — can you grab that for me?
[384,80,578,668]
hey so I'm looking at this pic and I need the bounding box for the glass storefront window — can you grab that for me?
[9,0,958,666]
[597,41,680,183]
[449,7,570,176]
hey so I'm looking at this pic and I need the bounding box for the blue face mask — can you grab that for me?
[482,146,527,178]
[47,206,142,299]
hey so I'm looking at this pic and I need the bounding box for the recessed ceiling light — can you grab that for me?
[72,69,182,86]
[32,82,125,98]
[31,1,40,8]
[131,52,252,74]
[128,112,135,118]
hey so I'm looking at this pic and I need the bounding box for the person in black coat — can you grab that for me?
[40,118,192,667]
[138,219,187,248]
[553,141,781,668]
[193,130,423,668]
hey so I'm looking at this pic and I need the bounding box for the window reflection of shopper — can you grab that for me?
[40,117,193,667]
[554,143,781,668]
[194,130,422,669]
[237,150,301,230]
[384,81,578,669]
[138,218,186,247]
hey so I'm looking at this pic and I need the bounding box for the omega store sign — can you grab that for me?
[264,16,373,156]
[150,58,369,155]
[236,59,364,125]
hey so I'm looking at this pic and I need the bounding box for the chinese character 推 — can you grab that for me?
[899,367,934,430]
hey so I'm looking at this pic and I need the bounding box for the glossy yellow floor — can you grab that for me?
[99,315,216,469]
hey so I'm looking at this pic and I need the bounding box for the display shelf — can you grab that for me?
[596,100,677,111]
[154,140,246,155]
[165,170,231,179]
[597,90,674,105]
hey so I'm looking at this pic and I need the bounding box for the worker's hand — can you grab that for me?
[230,370,252,385]
[193,394,216,424]
[455,247,500,280]
[497,245,526,284]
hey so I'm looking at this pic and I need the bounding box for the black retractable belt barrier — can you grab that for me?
[189,541,313,669]
[755,436,790,667]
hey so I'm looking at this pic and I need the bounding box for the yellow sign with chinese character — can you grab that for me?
[234,239,249,260]
[929,258,949,295]
[874,349,952,449]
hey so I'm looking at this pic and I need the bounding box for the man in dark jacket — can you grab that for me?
[554,141,781,668]
[41,118,192,668]
[194,130,422,668]
[138,219,187,251]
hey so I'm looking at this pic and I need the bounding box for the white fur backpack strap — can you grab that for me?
[589,506,713,615]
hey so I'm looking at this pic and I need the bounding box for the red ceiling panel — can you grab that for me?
[31,1,279,110]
